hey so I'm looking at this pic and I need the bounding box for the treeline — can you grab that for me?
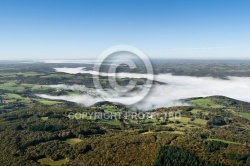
[154,146,214,166]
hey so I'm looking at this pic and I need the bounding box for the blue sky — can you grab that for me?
[0,0,249,60]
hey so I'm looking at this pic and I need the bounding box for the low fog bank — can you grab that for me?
[47,84,87,91]
[37,67,250,110]
[37,94,102,107]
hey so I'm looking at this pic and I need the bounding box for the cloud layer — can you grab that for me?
[38,67,250,110]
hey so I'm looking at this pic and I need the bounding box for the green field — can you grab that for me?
[38,99,62,105]
[170,117,190,124]
[168,116,207,128]
[239,112,250,120]
[0,82,24,91]
[155,130,185,135]
[1,92,33,105]
[168,130,185,135]
[193,118,207,125]
[102,105,117,113]
[206,138,240,144]
[191,109,201,114]
[65,138,83,145]
[6,93,23,99]
[166,123,175,127]
[99,119,121,126]
[41,116,49,121]
[104,108,116,113]
[190,98,224,108]
[143,118,159,123]
[38,158,69,166]
[191,109,209,115]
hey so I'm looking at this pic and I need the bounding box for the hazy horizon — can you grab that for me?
[2,58,250,62]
